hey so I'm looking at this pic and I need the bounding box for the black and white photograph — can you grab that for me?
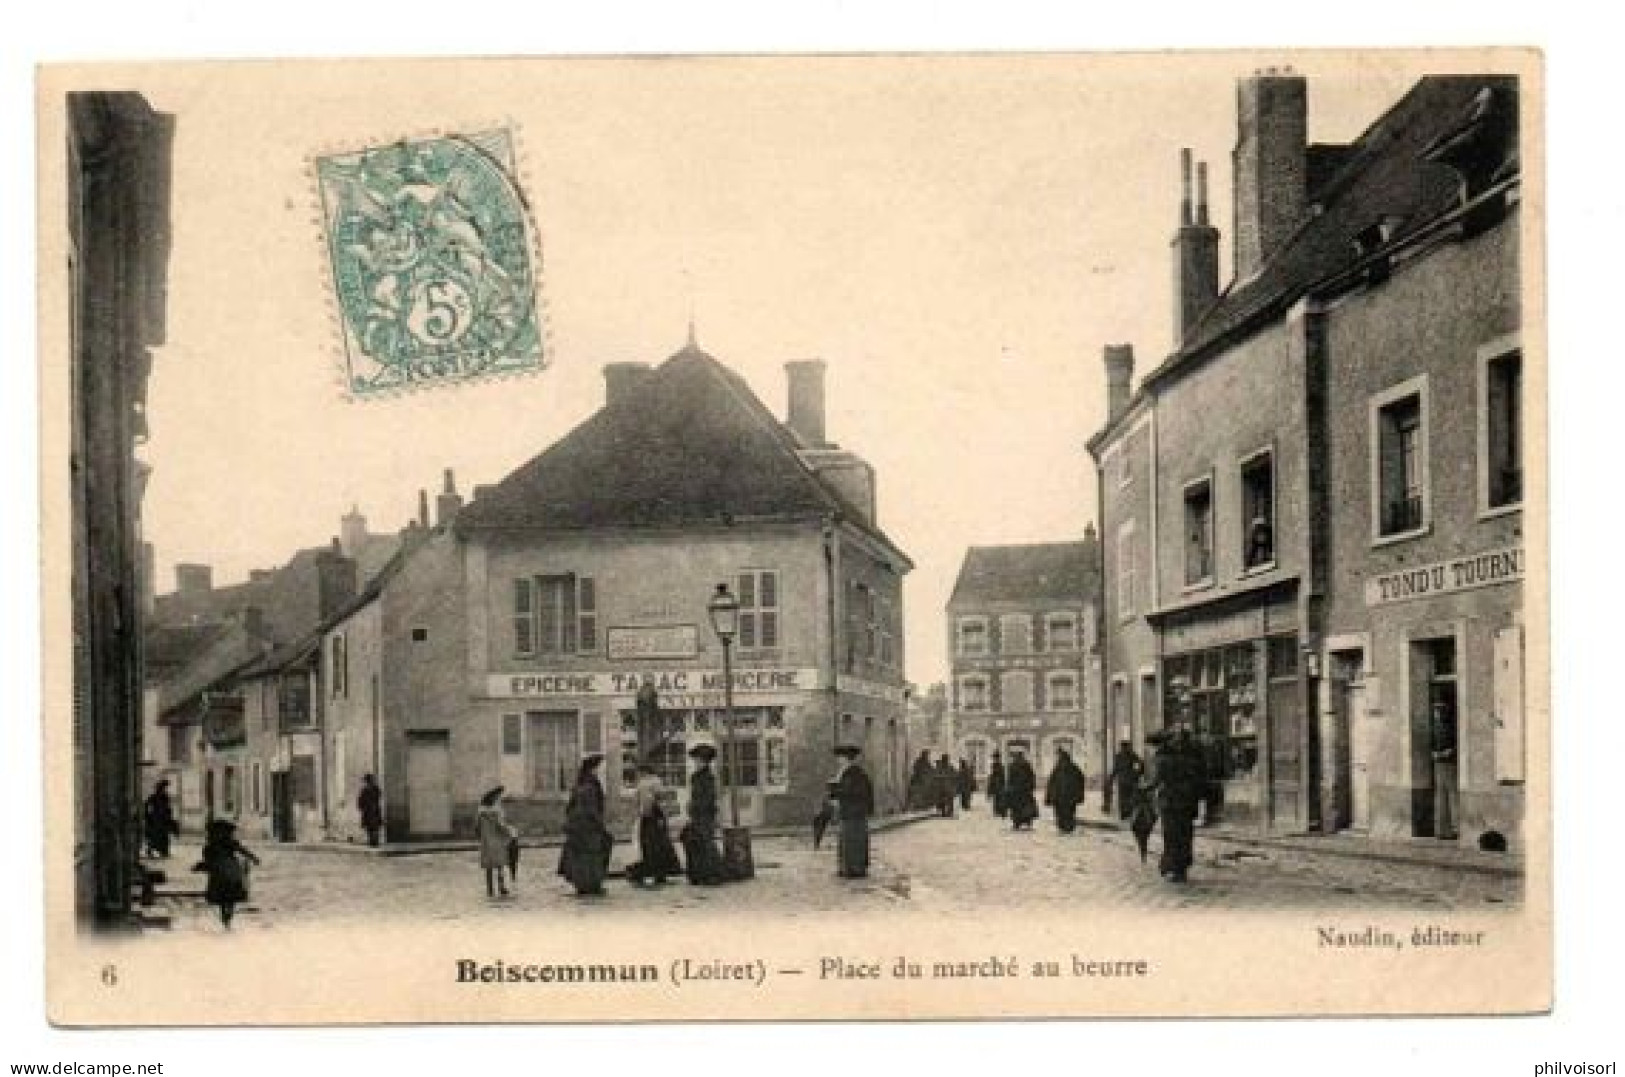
[34,44,1551,1028]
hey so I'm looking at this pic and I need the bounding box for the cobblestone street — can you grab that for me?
[149,801,1519,933]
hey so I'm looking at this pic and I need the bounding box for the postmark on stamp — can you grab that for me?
[315,130,545,398]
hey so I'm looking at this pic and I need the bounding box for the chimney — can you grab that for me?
[239,604,267,640]
[1171,150,1221,345]
[249,569,272,583]
[1104,344,1135,423]
[1233,69,1307,281]
[436,468,463,528]
[175,562,213,596]
[316,542,358,620]
[417,489,431,529]
[340,504,368,557]
[603,362,653,409]
[785,360,828,448]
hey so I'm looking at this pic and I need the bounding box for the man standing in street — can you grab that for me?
[1105,740,1144,821]
[1149,727,1206,883]
[1430,700,1460,841]
[832,744,875,879]
[357,773,383,848]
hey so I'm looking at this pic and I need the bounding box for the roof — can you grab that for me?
[1139,75,1519,397]
[456,344,910,563]
[144,622,226,672]
[948,541,1100,609]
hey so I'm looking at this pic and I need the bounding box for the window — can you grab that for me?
[279,671,312,729]
[1116,521,1137,620]
[527,711,581,795]
[411,626,429,643]
[1000,671,1034,714]
[501,713,522,755]
[514,575,597,656]
[738,570,780,651]
[957,617,988,656]
[959,675,989,712]
[330,634,348,698]
[1482,345,1523,512]
[223,766,239,815]
[251,762,262,814]
[999,614,1032,655]
[167,724,191,766]
[1184,477,1214,586]
[1045,612,1078,652]
[1372,378,1429,540]
[853,581,878,659]
[879,596,896,668]
[1047,672,1079,711]
[1241,449,1275,570]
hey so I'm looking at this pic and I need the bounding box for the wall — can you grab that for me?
[1095,405,1161,758]
[323,600,384,843]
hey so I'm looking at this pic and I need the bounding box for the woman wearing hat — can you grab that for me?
[557,754,613,896]
[681,741,728,885]
[627,763,683,887]
[476,786,517,898]
[143,778,178,859]
[192,818,259,929]
[832,744,874,879]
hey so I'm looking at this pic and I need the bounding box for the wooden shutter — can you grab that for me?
[513,578,535,656]
[577,576,598,652]
[1493,625,1525,783]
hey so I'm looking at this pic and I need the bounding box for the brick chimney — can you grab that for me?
[785,360,828,448]
[316,538,358,620]
[435,468,463,528]
[1171,149,1220,346]
[1104,344,1135,424]
[1233,70,1307,281]
[603,362,653,409]
[417,489,431,530]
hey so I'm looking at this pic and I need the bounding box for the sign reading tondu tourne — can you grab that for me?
[1365,546,1525,607]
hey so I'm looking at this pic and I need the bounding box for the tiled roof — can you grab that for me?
[456,344,908,560]
[948,541,1100,609]
[144,622,226,671]
[1145,75,1518,392]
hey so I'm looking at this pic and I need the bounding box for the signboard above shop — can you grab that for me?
[1364,545,1524,607]
[484,667,822,702]
[607,624,700,660]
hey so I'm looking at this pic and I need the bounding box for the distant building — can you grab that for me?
[1088,72,1524,843]
[68,91,173,926]
[945,538,1103,787]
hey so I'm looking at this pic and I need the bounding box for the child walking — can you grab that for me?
[194,819,260,929]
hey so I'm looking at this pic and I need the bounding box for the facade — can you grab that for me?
[67,92,174,926]
[319,343,914,843]
[1088,72,1525,843]
[946,540,1103,788]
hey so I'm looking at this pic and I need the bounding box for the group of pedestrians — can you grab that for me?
[907,750,977,818]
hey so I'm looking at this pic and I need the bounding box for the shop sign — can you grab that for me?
[486,667,821,700]
[837,674,905,703]
[606,624,700,660]
[1364,545,1523,608]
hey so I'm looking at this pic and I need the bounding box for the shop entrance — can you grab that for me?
[1410,638,1460,839]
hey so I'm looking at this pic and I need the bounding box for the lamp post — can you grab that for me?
[706,582,754,878]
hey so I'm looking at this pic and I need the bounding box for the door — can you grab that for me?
[407,732,453,837]
[271,771,294,842]
[1348,681,1371,830]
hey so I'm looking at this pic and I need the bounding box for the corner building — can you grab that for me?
[1089,73,1527,843]
[433,343,913,839]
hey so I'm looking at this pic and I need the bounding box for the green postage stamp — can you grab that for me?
[315,130,546,397]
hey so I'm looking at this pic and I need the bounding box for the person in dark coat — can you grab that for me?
[1005,748,1040,830]
[1105,741,1145,821]
[1044,748,1087,834]
[832,744,875,878]
[357,774,383,848]
[907,750,935,811]
[933,754,958,818]
[557,754,613,896]
[627,764,683,887]
[681,743,728,885]
[143,779,178,859]
[956,758,976,811]
[193,818,259,929]
[1128,781,1158,863]
[986,750,1008,817]
[1149,728,1207,882]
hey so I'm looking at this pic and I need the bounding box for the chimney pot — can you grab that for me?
[175,562,213,596]
[785,359,829,448]
[1180,148,1194,226]
[1104,344,1136,423]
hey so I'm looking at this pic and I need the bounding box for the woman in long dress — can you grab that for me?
[1005,749,1040,831]
[627,764,683,887]
[681,743,728,885]
[557,754,613,896]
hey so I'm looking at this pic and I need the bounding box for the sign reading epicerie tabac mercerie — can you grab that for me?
[1364,545,1524,607]
[484,667,822,700]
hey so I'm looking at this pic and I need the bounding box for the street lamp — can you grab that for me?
[706,582,754,879]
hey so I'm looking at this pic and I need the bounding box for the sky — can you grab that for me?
[135,53,1422,687]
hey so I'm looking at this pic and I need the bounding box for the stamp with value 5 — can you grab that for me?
[314,130,546,398]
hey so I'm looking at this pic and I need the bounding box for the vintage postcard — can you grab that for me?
[37,49,1547,1024]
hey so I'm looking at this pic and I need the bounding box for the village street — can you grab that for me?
[147,802,1519,933]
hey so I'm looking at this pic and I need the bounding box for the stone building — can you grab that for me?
[1088,71,1526,843]
[945,539,1103,787]
[67,92,173,926]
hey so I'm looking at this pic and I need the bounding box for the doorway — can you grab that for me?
[1328,650,1370,831]
[406,731,453,837]
[1411,637,1460,839]
[271,770,294,842]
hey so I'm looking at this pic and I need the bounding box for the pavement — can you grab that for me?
[140,800,1519,933]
